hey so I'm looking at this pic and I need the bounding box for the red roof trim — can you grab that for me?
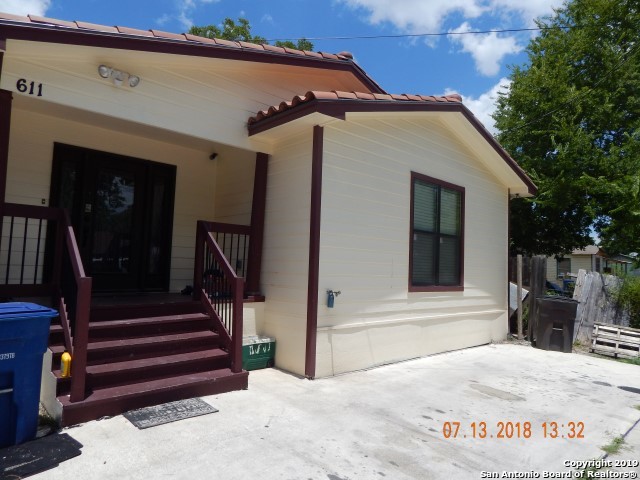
[247,91,536,195]
[0,13,385,94]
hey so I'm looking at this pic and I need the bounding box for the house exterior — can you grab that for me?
[546,246,633,284]
[0,13,535,425]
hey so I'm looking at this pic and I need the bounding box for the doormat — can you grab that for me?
[123,398,218,430]
[0,433,83,479]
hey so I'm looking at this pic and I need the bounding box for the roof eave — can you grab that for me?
[0,20,385,93]
[248,99,537,196]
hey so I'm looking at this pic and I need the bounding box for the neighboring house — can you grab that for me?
[0,13,536,425]
[547,246,633,284]
[608,254,635,276]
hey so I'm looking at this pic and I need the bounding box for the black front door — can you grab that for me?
[51,143,176,292]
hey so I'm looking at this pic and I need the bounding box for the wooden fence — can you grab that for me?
[572,269,629,344]
[509,255,547,340]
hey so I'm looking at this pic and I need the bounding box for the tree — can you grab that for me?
[189,17,313,51]
[493,0,640,256]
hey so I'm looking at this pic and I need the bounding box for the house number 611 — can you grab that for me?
[16,79,43,97]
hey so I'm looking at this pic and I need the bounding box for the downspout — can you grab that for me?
[305,125,323,379]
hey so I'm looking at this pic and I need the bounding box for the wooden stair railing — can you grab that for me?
[57,210,92,402]
[0,203,92,402]
[194,221,244,373]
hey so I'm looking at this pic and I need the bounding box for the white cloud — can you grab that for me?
[339,0,561,32]
[0,0,51,16]
[156,14,171,26]
[261,14,274,24]
[338,0,562,74]
[490,0,560,25]
[339,0,485,34]
[446,78,511,134]
[449,22,522,76]
[176,0,220,30]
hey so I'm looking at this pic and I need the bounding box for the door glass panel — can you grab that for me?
[59,161,77,211]
[91,170,135,274]
[147,178,166,275]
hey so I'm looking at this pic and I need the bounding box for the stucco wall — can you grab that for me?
[314,116,510,377]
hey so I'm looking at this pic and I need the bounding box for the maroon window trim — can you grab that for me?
[409,171,465,293]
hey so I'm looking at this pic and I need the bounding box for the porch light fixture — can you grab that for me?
[97,64,141,88]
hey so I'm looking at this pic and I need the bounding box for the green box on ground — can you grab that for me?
[242,336,276,371]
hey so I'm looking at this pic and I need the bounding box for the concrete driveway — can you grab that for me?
[29,343,640,479]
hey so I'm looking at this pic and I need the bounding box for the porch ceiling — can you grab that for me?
[12,94,230,155]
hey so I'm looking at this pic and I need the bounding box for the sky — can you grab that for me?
[0,0,565,133]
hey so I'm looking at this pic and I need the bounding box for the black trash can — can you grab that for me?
[0,302,58,447]
[535,296,578,353]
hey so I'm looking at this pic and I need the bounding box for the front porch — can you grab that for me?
[0,93,271,426]
[0,201,267,425]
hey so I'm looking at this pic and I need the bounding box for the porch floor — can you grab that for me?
[18,292,263,310]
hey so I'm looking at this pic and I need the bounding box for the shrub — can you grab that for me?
[614,275,640,329]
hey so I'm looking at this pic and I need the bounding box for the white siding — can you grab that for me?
[1,40,373,153]
[260,132,313,376]
[546,255,593,283]
[213,152,255,226]
[4,107,217,292]
[315,117,509,376]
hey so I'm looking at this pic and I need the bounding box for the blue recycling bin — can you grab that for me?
[0,302,58,448]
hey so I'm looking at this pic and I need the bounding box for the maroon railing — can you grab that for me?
[0,203,59,296]
[194,221,244,373]
[200,221,251,280]
[0,202,91,402]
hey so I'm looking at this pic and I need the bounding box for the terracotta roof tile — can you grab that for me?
[248,90,463,125]
[262,44,286,54]
[150,29,187,41]
[337,51,354,59]
[319,52,340,60]
[335,91,358,99]
[0,12,30,22]
[303,50,323,58]
[283,47,306,56]
[183,33,217,45]
[116,26,154,37]
[238,41,265,51]
[212,38,241,48]
[354,92,375,100]
[29,15,77,28]
[75,21,118,33]
[309,91,339,100]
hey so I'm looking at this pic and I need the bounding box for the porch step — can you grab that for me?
[58,368,248,427]
[89,300,203,322]
[54,349,230,395]
[87,312,211,340]
[51,330,220,366]
[48,301,248,427]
